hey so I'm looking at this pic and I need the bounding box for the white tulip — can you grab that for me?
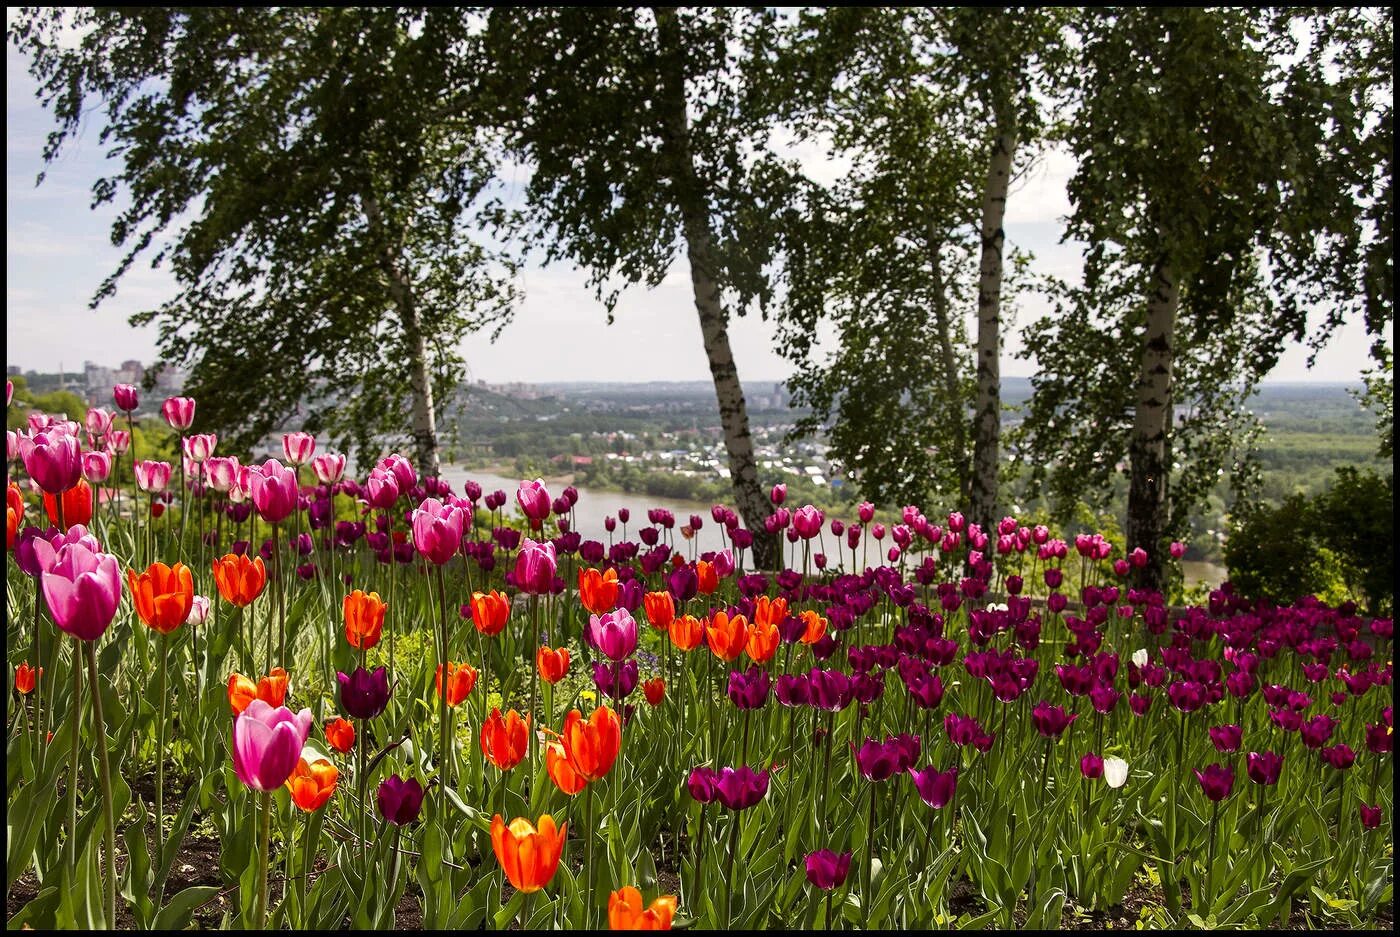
[1131,648,1149,668]
[1103,756,1130,789]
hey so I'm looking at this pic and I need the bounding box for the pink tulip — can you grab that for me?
[282,432,316,465]
[105,430,131,455]
[378,454,417,491]
[411,497,466,566]
[187,594,211,626]
[770,483,787,506]
[40,542,122,641]
[5,380,11,406]
[135,460,173,493]
[85,408,114,439]
[249,459,298,523]
[20,430,83,494]
[364,468,400,509]
[311,453,346,485]
[112,384,139,412]
[205,456,241,493]
[792,505,824,540]
[516,478,551,523]
[1170,541,1186,559]
[514,538,557,594]
[182,433,218,463]
[82,450,113,483]
[6,430,18,462]
[231,700,312,791]
[857,502,875,523]
[161,396,196,430]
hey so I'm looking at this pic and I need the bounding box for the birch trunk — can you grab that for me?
[928,236,971,505]
[970,127,1015,533]
[1126,260,1179,592]
[655,7,775,568]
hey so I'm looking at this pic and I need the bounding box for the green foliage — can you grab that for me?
[1352,347,1393,458]
[9,8,518,467]
[1224,467,1394,614]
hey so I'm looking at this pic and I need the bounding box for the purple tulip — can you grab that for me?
[377,775,425,825]
[19,430,82,494]
[775,673,811,707]
[1194,763,1234,802]
[727,666,771,710]
[1359,803,1383,830]
[592,659,639,700]
[910,765,958,808]
[1320,744,1356,770]
[804,849,851,890]
[112,383,139,412]
[513,538,557,595]
[1080,753,1105,779]
[232,700,312,791]
[516,478,551,523]
[714,765,769,810]
[855,738,901,782]
[40,542,122,641]
[687,766,718,804]
[338,666,390,720]
[1031,701,1077,739]
[1209,724,1243,753]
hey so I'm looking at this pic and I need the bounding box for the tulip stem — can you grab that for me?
[358,732,369,872]
[66,636,81,873]
[1206,799,1219,902]
[584,779,595,928]
[156,632,168,865]
[723,809,742,929]
[84,641,118,926]
[863,782,878,918]
[257,789,271,929]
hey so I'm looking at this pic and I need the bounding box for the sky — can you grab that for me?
[5,38,1386,388]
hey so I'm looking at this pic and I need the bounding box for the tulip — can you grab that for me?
[706,610,748,662]
[579,567,620,615]
[514,538,558,594]
[379,454,417,491]
[562,706,622,781]
[687,767,718,803]
[667,564,697,602]
[127,562,195,635]
[546,740,587,795]
[643,591,675,630]
[727,666,771,710]
[1103,757,1130,789]
[491,814,566,894]
[481,708,530,770]
[20,430,83,495]
[325,717,355,753]
[364,468,400,509]
[212,553,268,607]
[792,505,824,539]
[798,610,828,645]
[1080,753,1105,779]
[470,590,510,636]
[593,660,639,700]
[43,479,94,529]
[516,478,552,524]
[1320,744,1356,770]
[281,432,315,466]
[856,738,902,782]
[588,609,639,662]
[337,666,390,720]
[1246,751,1283,786]
[609,886,678,930]
[41,543,122,641]
[804,850,851,890]
[228,668,290,714]
[343,589,387,650]
[910,765,958,808]
[669,614,704,652]
[161,396,196,430]
[182,433,218,463]
[411,497,465,565]
[15,662,40,695]
[249,459,298,523]
[378,775,425,825]
[714,765,769,810]
[232,700,312,791]
[436,661,479,706]
[81,450,112,484]
[1194,763,1234,802]
[1031,701,1077,739]
[1359,804,1383,830]
[6,484,22,549]
[696,559,718,594]
[112,383,139,412]
[643,677,665,706]
[537,646,571,684]
[287,758,338,812]
[770,483,787,505]
[1209,724,1243,754]
[745,617,779,664]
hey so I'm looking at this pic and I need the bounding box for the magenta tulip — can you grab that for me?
[82,451,113,484]
[516,478,551,523]
[231,700,312,791]
[910,765,958,808]
[205,456,241,493]
[40,542,122,641]
[411,497,466,565]
[19,430,82,494]
[84,407,114,439]
[514,538,557,595]
[249,459,298,523]
[587,608,639,662]
[112,384,139,412]
[161,396,196,430]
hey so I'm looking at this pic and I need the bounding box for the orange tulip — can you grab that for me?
[706,611,748,662]
[325,717,355,753]
[562,706,621,782]
[642,591,675,630]
[481,708,530,770]
[43,479,92,530]
[745,617,779,664]
[751,595,788,630]
[669,614,704,652]
[643,677,665,707]
[127,562,195,634]
[545,740,587,795]
[6,483,22,549]
[470,590,510,636]
[537,645,571,684]
[608,886,678,930]
[286,757,338,812]
[579,567,620,615]
[227,667,289,714]
[436,661,479,707]
[211,554,267,607]
[344,589,386,650]
[490,814,566,894]
[799,609,828,645]
[695,560,718,595]
[15,662,41,695]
